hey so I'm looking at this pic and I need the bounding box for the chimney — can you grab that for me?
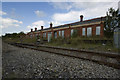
[80,15,83,22]
[50,22,53,28]
[31,29,33,32]
[41,26,43,30]
[35,28,37,31]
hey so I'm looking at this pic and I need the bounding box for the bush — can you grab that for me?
[104,30,113,38]
[50,36,65,45]
[70,37,81,46]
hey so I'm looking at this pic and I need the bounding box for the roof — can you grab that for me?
[34,16,106,32]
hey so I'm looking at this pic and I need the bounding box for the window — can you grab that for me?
[96,26,100,35]
[59,31,62,36]
[48,32,52,42]
[71,29,74,36]
[62,30,64,37]
[87,27,92,36]
[54,31,57,38]
[43,32,46,38]
[82,28,85,36]
[30,34,32,38]
[36,34,38,37]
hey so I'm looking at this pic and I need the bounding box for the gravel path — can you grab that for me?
[2,42,120,78]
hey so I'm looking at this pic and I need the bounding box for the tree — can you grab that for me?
[104,8,119,38]
[4,33,18,38]
[18,31,25,35]
[18,31,25,43]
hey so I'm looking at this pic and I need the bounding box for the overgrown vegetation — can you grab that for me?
[2,32,38,44]
[49,36,66,45]
[104,8,119,38]
[71,29,79,38]
[3,36,37,44]
[46,36,119,53]
[46,29,119,53]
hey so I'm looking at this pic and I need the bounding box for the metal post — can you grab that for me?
[113,2,120,49]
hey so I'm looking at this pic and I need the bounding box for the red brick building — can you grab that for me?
[26,15,106,42]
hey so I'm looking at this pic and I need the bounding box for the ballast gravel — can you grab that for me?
[2,43,120,78]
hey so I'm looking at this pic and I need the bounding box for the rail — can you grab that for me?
[9,43,120,69]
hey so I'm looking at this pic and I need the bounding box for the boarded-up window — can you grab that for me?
[62,30,64,37]
[48,32,52,42]
[54,31,57,38]
[30,34,32,38]
[71,29,74,36]
[43,32,46,38]
[59,31,62,36]
[87,27,92,36]
[96,26,100,35]
[35,34,38,37]
[82,28,85,36]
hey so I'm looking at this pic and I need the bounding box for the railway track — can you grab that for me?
[9,43,120,69]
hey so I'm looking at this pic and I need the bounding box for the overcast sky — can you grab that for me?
[0,1,119,36]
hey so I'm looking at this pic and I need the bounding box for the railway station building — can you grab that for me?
[26,15,106,42]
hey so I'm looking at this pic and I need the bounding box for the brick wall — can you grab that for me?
[100,22,104,37]
[27,23,104,39]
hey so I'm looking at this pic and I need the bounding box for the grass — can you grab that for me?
[2,36,119,53]
[2,37,21,43]
[2,37,37,44]
[22,37,37,44]
[46,36,119,53]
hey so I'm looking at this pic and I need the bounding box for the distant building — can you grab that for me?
[26,15,106,42]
